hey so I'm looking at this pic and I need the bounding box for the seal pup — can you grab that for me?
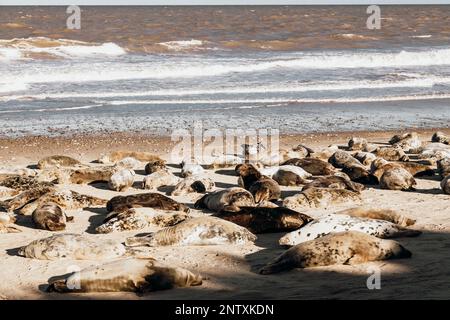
[204,155,243,169]
[37,155,84,169]
[18,189,108,216]
[115,157,142,170]
[194,187,255,212]
[279,213,421,246]
[259,231,412,274]
[374,147,409,161]
[441,176,450,194]
[32,203,74,231]
[336,207,416,227]
[144,159,167,174]
[99,151,163,164]
[272,165,312,186]
[107,192,189,213]
[142,169,180,190]
[125,216,256,247]
[96,208,189,233]
[282,158,336,176]
[389,132,421,152]
[348,137,368,151]
[217,206,313,234]
[180,160,205,177]
[432,131,449,145]
[171,175,215,196]
[283,187,361,211]
[302,176,365,193]
[18,234,127,260]
[108,168,135,192]
[46,258,202,293]
[437,158,450,179]
[0,212,21,233]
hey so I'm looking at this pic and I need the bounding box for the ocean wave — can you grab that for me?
[0,37,126,61]
[0,104,102,114]
[157,39,204,51]
[99,93,450,106]
[2,76,450,102]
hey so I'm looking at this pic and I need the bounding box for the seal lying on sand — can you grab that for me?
[0,175,54,192]
[194,187,255,212]
[282,158,336,175]
[108,168,135,192]
[142,169,180,190]
[37,155,84,169]
[279,213,421,246]
[437,158,450,179]
[217,206,313,234]
[171,176,215,196]
[329,151,375,183]
[352,151,377,166]
[371,160,418,190]
[389,132,421,152]
[18,234,127,260]
[0,186,55,213]
[144,159,167,174]
[259,231,412,274]
[249,177,281,203]
[46,258,202,293]
[271,166,312,186]
[125,216,256,247]
[99,151,163,164]
[283,187,361,211]
[374,147,409,161]
[418,143,450,161]
[107,193,189,213]
[95,208,189,233]
[204,155,243,169]
[336,207,416,227]
[348,137,368,151]
[432,131,449,145]
[18,189,108,216]
[32,203,74,231]
[302,176,365,193]
[0,212,21,233]
[180,161,205,177]
[441,176,450,194]
[0,186,20,199]
[371,159,435,178]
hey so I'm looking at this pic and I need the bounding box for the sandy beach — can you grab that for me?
[1,128,450,300]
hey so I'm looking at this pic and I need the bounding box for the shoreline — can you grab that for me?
[1,127,449,166]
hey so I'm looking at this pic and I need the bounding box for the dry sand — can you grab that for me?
[1,128,450,300]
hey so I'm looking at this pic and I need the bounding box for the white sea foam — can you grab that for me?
[2,76,450,102]
[158,39,203,51]
[0,37,126,60]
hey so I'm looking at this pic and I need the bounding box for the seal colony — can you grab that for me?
[0,130,449,296]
